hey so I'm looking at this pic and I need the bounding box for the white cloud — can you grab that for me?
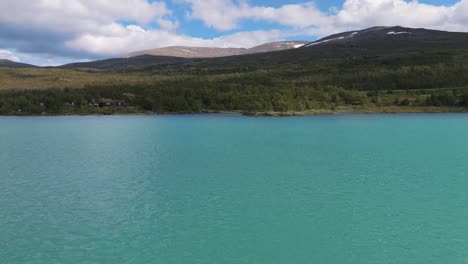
[0,0,170,35]
[157,18,180,31]
[249,3,330,29]
[181,0,328,31]
[0,50,20,62]
[181,0,245,31]
[334,0,454,32]
[181,0,468,36]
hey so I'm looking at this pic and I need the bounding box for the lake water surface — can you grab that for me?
[1,114,468,263]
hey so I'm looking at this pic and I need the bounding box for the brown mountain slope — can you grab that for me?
[126,41,309,58]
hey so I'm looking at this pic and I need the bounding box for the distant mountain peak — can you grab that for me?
[303,26,458,48]
[126,41,310,59]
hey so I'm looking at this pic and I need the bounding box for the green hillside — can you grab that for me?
[1,26,468,115]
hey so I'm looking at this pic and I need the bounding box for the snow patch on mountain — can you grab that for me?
[387,31,412,35]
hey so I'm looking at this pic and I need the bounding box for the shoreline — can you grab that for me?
[1,106,468,117]
[244,106,468,117]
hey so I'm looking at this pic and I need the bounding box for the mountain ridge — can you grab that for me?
[3,26,468,70]
[304,26,468,47]
[126,41,310,58]
[60,26,468,69]
[0,59,37,68]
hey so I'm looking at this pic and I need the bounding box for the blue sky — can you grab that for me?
[0,0,467,65]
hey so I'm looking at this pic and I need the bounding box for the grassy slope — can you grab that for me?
[0,68,177,90]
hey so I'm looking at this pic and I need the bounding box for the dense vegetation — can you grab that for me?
[1,48,468,115]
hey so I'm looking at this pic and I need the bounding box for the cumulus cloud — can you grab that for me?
[0,0,171,61]
[0,50,20,62]
[0,0,169,32]
[182,0,468,36]
[182,0,329,31]
[333,0,454,32]
[157,18,180,31]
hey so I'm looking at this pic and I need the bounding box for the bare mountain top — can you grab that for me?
[126,41,309,58]
[127,47,246,59]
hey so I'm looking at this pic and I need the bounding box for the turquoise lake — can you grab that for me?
[1,114,468,263]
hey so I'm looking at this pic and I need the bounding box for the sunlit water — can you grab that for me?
[1,114,468,263]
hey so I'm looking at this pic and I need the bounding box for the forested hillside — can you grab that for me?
[1,26,468,115]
